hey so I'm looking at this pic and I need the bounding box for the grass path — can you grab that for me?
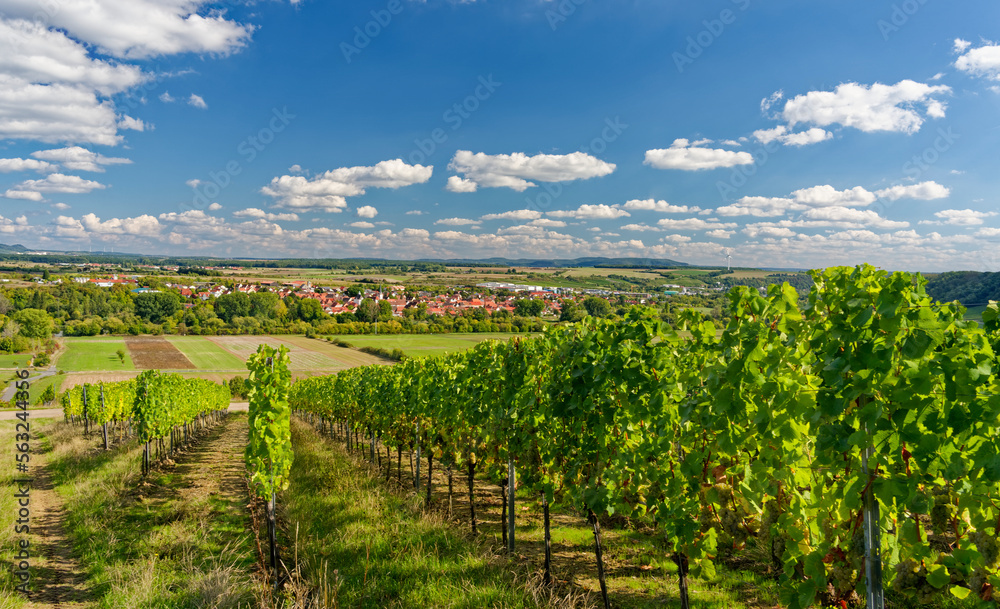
[45,415,257,607]
[25,437,94,609]
[281,418,565,608]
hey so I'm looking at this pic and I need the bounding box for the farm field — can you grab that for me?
[332,332,529,358]
[47,335,389,396]
[57,338,135,372]
[166,336,247,369]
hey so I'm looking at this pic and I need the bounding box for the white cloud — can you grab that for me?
[0,1,254,59]
[186,179,202,188]
[791,185,876,208]
[927,209,997,226]
[743,225,798,239]
[8,173,105,197]
[446,176,478,193]
[656,218,738,231]
[0,158,56,173]
[288,164,303,174]
[233,208,299,222]
[955,41,1000,81]
[0,74,126,146]
[875,181,950,201]
[527,218,566,228]
[622,199,702,213]
[160,91,175,103]
[752,125,832,147]
[547,204,630,220]
[356,205,378,219]
[31,146,131,172]
[800,207,909,229]
[975,227,1000,237]
[480,209,542,221]
[118,116,146,131]
[447,150,615,192]
[3,189,43,201]
[434,217,480,226]
[705,229,735,239]
[716,197,803,217]
[955,39,973,54]
[777,80,951,134]
[207,202,222,211]
[349,221,375,229]
[51,202,71,210]
[644,138,753,171]
[188,93,208,109]
[262,159,433,212]
[80,212,161,236]
[620,224,660,232]
[405,210,426,215]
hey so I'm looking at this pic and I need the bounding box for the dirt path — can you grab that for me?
[165,415,248,515]
[25,446,94,609]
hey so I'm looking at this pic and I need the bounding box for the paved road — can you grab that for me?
[0,402,249,421]
[1,367,57,402]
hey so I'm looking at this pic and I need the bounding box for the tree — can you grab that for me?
[582,296,612,318]
[355,298,379,323]
[378,299,393,321]
[249,292,280,318]
[116,348,126,364]
[296,298,325,322]
[12,308,53,339]
[134,292,180,323]
[345,286,363,298]
[214,293,252,323]
[560,300,586,322]
[513,298,545,317]
[36,384,56,405]
[0,294,12,315]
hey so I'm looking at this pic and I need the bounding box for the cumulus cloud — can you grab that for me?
[792,185,877,207]
[621,199,702,213]
[6,173,105,198]
[80,212,161,236]
[479,209,543,221]
[705,229,735,239]
[434,217,480,226]
[446,176,478,193]
[547,204,630,220]
[800,207,909,229]
[232,208,299,222]
[775,80,951,134]
[0,158,56,173]
[447,150,615,192]
[208,202,223,211]
[743,225,797,239]
[875,181,950,201]
[0,0,254,59]
[924,209,998,226]
[405,210,426,215]
[262,159,432,212]
[355,205,378,219]
[656,218,738,231]
[31,146,131,172]
[644,139,753,171]
[349,221,375,229]
[716,196,803,217]
[955,41,1000,81]
[752,125,832,147]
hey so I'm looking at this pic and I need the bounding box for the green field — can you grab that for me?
[0,353,31,369]
[166,337,246,369]
[334,333,529,358]
[58,339,135,372]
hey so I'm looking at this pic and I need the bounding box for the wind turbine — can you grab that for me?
[724,248,733,271]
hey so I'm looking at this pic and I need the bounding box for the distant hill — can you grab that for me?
[0,243,30,253]
[420,257,689,268]
[925,271,1000,304]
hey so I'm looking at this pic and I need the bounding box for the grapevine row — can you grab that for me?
[290,265,1000,607]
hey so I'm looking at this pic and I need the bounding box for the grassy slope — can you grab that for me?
[282,419,551,608]
[165,337,246,370]
[332,333,523,359]
[57,339,135,372]
[47,415,257,607]
[0,419,33,609]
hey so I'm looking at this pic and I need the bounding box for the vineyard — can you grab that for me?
[288,265,1000,608]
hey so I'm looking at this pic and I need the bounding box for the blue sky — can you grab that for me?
[1,0,999,270]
